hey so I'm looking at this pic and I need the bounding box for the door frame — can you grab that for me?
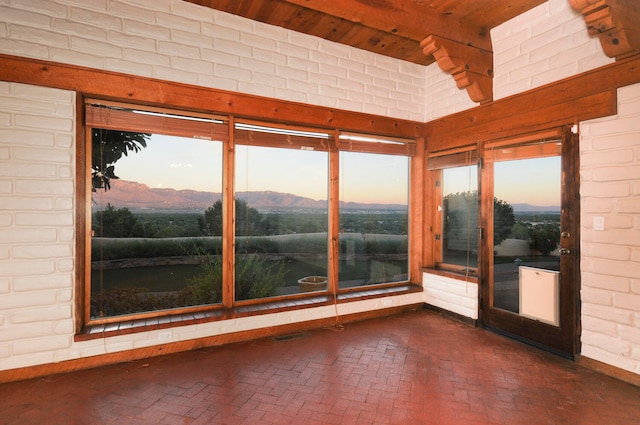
[479,126,581,358]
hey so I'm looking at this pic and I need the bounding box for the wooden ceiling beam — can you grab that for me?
[570,0,640,60]
[279,0,491,51]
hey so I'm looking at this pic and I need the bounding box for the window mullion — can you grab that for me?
[222,116,236,308]
[328,130,340,296]
[434,169,444,265]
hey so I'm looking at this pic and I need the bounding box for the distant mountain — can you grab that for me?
[91,180,406,211]
[91,180,221,210]
[512,203,560,212]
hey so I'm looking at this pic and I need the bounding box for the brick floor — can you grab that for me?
[1,309,639,424]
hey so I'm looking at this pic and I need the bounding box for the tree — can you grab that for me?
[493,197,515,246]
[529,223,560,255]
[443,191,515,248]
[92,128,150,191]
[93,203,138,237]
[198,199,266,236]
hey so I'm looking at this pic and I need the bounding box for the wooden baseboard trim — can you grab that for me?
[576,355,640,387]
[423,303,478,327]
[0,303,422,384]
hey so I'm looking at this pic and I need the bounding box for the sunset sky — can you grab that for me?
[113,134,410,205]
[443,156,560,208]
[113,134,559,208]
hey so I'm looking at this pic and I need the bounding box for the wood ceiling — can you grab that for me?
[185,0,547,66]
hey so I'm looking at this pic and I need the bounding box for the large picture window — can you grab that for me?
[83,100,415,326]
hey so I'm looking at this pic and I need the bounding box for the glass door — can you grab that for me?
[480,128,579,357]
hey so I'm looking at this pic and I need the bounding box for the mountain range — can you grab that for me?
[92,180,558,213]
[512,203,560,213]
[91,180,406,211]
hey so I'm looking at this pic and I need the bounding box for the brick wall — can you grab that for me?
[579,83,640,375]
[491,0,613,100]
[0,0,426,121]
[423,273,478,320]
[0,82,76,368]
[424,63,477,121]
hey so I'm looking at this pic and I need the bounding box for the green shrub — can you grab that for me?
[234,254,286,300]
[187,254,286,302]
[91,253,286,317]
[91,238,222,260]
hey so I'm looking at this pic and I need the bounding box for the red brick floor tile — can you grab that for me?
[2,309,640,424]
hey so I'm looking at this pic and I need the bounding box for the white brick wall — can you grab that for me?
[0,0,426,121]
[580,83,640,375]
[424,62,477,121]
[0,82,76,369]
[491,0,613,100]
[423,273,478,320]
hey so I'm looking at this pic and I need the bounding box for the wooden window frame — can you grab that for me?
[79,98,420,337]
[425,145,480,279]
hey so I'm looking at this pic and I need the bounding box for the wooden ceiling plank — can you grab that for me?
[277,0,492,51]
[184,0,546,66]
[316,15,356,42]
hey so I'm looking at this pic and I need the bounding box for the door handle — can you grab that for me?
[559,248,571,255]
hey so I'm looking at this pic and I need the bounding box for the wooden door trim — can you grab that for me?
[479,126,579,357]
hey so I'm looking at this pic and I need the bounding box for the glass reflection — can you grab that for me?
[91,132,224,318]
[338,152,409,289]
[235,145,329,300]
[492,156,561,314]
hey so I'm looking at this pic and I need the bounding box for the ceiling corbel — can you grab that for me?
[421,35,493,104]
[570,0,640,60]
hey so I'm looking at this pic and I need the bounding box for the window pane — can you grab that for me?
[338,152,409,289]
[235,145,329,300]
[91,131,223,318]
[492,156,561,315]
[441,166,478,268]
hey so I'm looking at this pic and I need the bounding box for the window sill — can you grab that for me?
[75,284,423,341]
[422,267,479,284]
